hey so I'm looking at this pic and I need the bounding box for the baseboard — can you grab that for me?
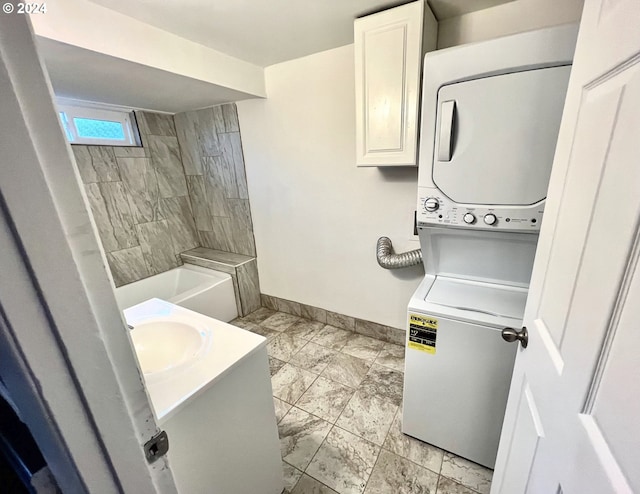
[260,294,405,346]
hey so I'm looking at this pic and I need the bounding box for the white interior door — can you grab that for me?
[0,15,178,493]
[491,1,640,492]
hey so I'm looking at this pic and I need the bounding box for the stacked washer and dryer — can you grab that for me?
[402,25,578,469]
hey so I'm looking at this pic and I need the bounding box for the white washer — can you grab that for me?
[403,275,527,468]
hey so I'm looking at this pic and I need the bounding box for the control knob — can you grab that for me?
[463,213,476,224]
[424,198,439,212]
[484,213,497,226]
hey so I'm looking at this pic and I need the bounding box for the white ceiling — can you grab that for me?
[39,38,254,113]
[87,0,515,67]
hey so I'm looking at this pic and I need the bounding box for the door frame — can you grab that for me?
[0,15,177,494]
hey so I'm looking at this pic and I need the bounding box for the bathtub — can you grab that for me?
[114,264,238,322]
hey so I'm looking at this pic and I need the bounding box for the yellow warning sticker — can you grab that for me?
[409,314,438,329]
[408,313,437,354]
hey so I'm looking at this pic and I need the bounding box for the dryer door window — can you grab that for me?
[433,66,570,205]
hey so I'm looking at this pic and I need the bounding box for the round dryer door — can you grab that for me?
[432,65,570,206]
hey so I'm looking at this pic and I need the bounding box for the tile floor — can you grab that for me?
[231,308,493,494]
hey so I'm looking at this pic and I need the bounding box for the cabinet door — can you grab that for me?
[355,0,435,167]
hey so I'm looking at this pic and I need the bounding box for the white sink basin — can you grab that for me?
[128,310,212,382]
[123,298,267,423]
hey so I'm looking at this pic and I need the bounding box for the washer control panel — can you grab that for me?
[417,187,544,232]
[463,213,476,224]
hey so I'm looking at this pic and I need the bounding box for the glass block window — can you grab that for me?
[57,102,140,146]
[74,117,126,141]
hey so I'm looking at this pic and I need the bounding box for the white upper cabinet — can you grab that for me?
[355,0,437,167]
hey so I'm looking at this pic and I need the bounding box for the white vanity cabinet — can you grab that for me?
[354,0,437,167]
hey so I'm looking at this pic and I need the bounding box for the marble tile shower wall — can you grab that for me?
[73,111,199,287]
[173,103,257,257]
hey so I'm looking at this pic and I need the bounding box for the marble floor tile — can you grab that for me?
[291,474,337,494]
[241,306,277,324]
[364,450,439,494]
[359,364,404,406]
[278,407,332,471]
[229,318,258,330]
[291,474,338,494]
[383,408,443,473]
[306,426,379,494]
[336,390,398,446]
[262,312,304,331]
[230,317,280,340]
[267,333,308,361]
[342,334,385,360]
[440,453,492,494]
[271,364,317,404]
[269,357,286,377]
[374,343,406,372]
[290,342,336,374]
[312,325,352,351]
[283,461,304,494]
[435,476,478,494]
[274,397,293,423]
[249,324,281,341]
[296,377,355,423]
[321,353,372,388]
[286,319,326,340]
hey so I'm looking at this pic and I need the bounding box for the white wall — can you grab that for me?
[237,45,424,330]
[237,1,586,330]
[437,0,585,48]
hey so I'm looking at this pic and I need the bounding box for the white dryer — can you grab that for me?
[403,24,578,469]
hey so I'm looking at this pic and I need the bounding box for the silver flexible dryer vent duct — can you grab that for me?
[376,237,423,269]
